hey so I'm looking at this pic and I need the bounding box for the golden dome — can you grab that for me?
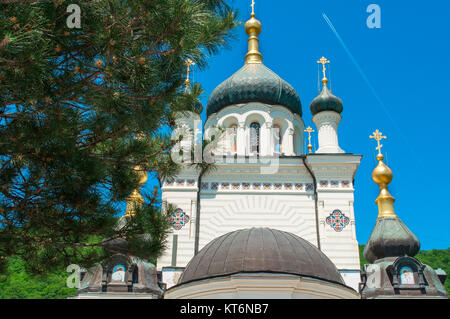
[371,154,393,186]
[245,14,262,36]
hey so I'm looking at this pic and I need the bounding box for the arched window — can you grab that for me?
[273,124,282,153]
[250,122,260,154]
[228,124,237,153]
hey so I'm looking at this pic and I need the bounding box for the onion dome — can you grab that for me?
[178,228,345,286]
[206,9,302,117]
[363,132,420,263]
[310,61,343,116]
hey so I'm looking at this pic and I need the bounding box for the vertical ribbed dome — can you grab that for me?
[206,63,302,117]
[178,228,344,285]
[310,84,343,116]
[363,217,420,263]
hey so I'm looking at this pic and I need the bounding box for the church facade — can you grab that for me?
[74,4,447,300]
[158,8,362,291]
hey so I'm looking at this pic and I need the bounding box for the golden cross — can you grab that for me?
[304,126,315,154]
[370,129,387,155]
[317,56,330,80]
[251,0,255,16]
[184,58,195,89]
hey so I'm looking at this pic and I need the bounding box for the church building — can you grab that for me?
[74,4,447,300]
[160,6,362,293]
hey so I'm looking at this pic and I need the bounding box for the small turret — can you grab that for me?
[310,57,344,153]
[363,130,420,263]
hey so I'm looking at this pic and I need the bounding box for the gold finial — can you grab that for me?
[244,0,262,64]
[369,130,397,219]
[317,56,330,85]
[370,129,387,160]
[304,126,315,154]
[125,134,148,218]
[124,165,148,218]
[184,58,195,91]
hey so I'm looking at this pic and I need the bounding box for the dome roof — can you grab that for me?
[206,63,302,117]
[363,217,421,263]
[178,228,344,285]
[310,84,343,116]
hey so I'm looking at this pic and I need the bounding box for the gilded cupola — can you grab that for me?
[363,130,420,263]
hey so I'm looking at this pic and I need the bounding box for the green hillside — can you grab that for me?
[359,245,450,294]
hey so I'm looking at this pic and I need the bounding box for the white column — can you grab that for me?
[349,201,356,240]
[319,200,327,240]
[237,121,246,156]
[312,111,344,154]
[262,121,272,156]
[284,127,295,156]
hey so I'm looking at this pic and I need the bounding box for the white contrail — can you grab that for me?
[322,13,416,161]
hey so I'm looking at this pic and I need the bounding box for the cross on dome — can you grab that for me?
[184,58,195,91]
[317,56,330,85]
[370,129,387,156]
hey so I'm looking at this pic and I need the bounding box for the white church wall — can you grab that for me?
[164,273,360,299]
[158,181,198,269]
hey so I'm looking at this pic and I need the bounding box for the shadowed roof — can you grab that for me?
[178,228,344,285]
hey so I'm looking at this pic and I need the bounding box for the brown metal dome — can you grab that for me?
[178,228,345,285]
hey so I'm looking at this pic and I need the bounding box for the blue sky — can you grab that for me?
[147,0,450,250]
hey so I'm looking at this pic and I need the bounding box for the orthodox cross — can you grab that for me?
[184,58,195,90]
[304,126,315,154]
[317,56,330,81]
[370,129,387,155]
[251,0,255,16]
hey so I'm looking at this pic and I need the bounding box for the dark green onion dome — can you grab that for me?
[363,218,421,263]
[310,83,343,116]
[206,63,302,117]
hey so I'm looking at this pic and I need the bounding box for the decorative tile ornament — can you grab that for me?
[187,179,195,187]
[166,180,174,186]
[166,180,352,191]
[169,209,190,230]
[201,183,209,190]
[176,179,185,186]
[326,210,350,232]
[320,180,329,188]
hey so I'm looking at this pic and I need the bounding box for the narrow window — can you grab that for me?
[229,124,237,153]
[250,122,260,154]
